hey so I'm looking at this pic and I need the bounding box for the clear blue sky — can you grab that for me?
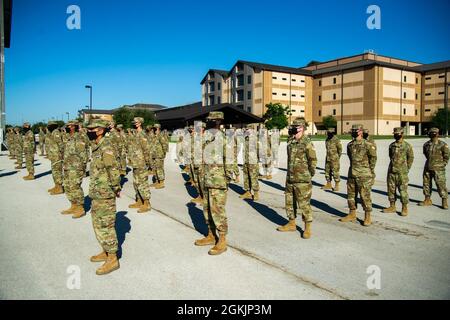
[5,0,450,124]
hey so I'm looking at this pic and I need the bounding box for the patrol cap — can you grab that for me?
[292,117,306,127]
[23,122,31,127]
[87,119,110,129]
[67,120,79,126]
[246,124,254,129]
[429,127,439,134]
[327,128,336,133]
[132,117,144,124]
[153,123,161,129]
[206,111,224,120]
[47,121,57,126]
[393,127,404,134]
[117,124,123,129]
[351,124,364,131]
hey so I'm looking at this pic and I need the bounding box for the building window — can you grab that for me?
[403,92,406,99]
[218,82,221,91]
[439,91,445,95]
[300,110,305,113]
[333,109,336,115]
[247,75,252,84]
[415,109,418,116]
[318,80,322,87]
[416,78,419,84]
[319,110,322,116]
[237,74,244,86]
[247,107,252,113]
[301,95,305,98]
[209,82,215,92]
[282,93,287,96]
[416,93,418,100]
[272,76,277,80]
[301,80,305,83]
[237,90,244,102]
[272,92,277,95]
[425,93,431,96]
[403,76,407,82]
[209,96,215,105]
[282,77,287,81]
[318,95,322,102]
[217,97,221,104]
[292,94,296,97]
[292,79,297,82]
[386,121,389,125]
[425,109,431,112]
[333,78,336,84]
[333,93,336,100]
[247,91,252,100]
[438,75,445,78]
[403,108,406,115]
[346,122,349,125]
[425,77,431,80]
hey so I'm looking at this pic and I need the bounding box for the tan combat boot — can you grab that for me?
[72,205,86,219]
[266,175,273,180]
[382,202,397,213]
[90,250,107,262]
[96,253,120,275]
[442,198,448,210]
[333,182,340,192]
[50,184,64,195]
[302,222,312,239]
[120,170,127,176]
[137,199,151,213]
[155,180,165,189]
[208,232,227,255]
[48,185,57,193]
[277,219,297,232]
[194,228,216,246]
[23,173,35,180]
[128,199,143,209]
[418,197,432,206]
[239,191,253,200]
[363,211,372,227]
[253,191,259,201]
[14,165,22,169]
[401,204,408,216]
[61,203,76,215]
[235,175,240,183]
[340,210,357,223]
[191,196,203,204]
[321,181,332,190]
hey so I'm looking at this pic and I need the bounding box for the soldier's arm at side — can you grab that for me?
[442,143,450,165]
[306,142,317,177]
[102,146,121,195]
[407,143,414,170]
[368,142,377,173]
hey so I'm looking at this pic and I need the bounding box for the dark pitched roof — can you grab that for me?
[155,102,263,129]
[80,109,114,115]
[200,69,229,84]
[120,103,167,110]
[235,60,312,76]
[411,60,450,72]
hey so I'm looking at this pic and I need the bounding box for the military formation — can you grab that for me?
[3,113,449,275]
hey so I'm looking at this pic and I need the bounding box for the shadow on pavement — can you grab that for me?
[0,170,18,178]
[311,199,346,218]
[84,196,92,212]
[186,203,208,236]
[116,211,131,259]
[35,170,52,179]
[259,179,285,192]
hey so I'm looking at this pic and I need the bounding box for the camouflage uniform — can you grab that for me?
[260,128,273,179]
[386,128,414,206]
[63,124,88,208]
[6,129,14,158]
[88,120,121,256]
[285,128,317,223]
[128,118,151,203]
[22,123,35,177]
[343,125,377,225]
[191,123,205,202]
[324,128,342,184]
[47,122,65,187]
[363,129,377,186]
[14,128,23,167]
[38,128,46,156]
[242,126,260,197]
[117,125,127,174]
[421,128,449,203]
[150,124,167,184]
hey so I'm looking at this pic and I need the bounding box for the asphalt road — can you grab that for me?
[0,138,449,300]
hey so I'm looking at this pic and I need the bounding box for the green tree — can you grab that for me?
[431,108,450,134]
[322,115,337,129]
[113,107,157,129]
[31,122,47,133]
[263,102,292,130]
[133,108,157,127]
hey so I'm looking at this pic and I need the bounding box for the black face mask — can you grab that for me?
[363,133,369,140]
[327,133,333,139]
[87,131,98,141]
[394,134,402,141]
[48,125,58,132]
[23,127,30,133]
[429,132,437,139]
[351,131,358,138]
[288,127,298,136]
[206,121,216,130]
[65,127,71,133]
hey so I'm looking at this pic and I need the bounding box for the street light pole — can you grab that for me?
[85,85,92,123]
[66,112,69,122]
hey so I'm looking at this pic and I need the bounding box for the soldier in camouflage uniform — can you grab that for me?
[191,122,206,204]
[277,118,317,239]
[107,122,125,177]
[340,124,377,226]
[382,127,414,216]
[61,121,88,218]
[116,124,128,175]
[240,124,260,201]
[418,127,449,209]
[14,127,23,169]
[322,128,342,191]
[22,122,36,180]
[127,117,151,213]
[6,128,14,159]
[149,124,167,189]
[259,127,273,180]
[46,121,65,195]
[44,126,51,158]
[38,127,46,156]
[363,128,377,186]
[194,112,233,255]
[86,120,121,275]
